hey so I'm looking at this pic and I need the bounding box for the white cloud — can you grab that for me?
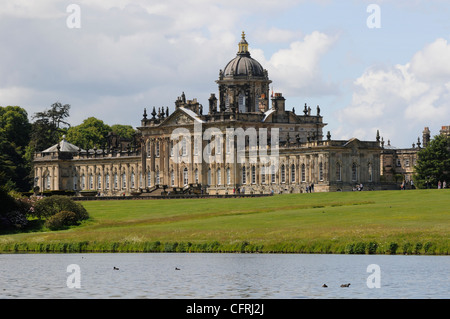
[1,0,335,129]
[336,38,450,147]
[251,31,339,97]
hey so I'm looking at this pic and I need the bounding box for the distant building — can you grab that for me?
[34,32,391,196]
[380,126,449,187]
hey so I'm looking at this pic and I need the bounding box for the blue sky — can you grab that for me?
[0,0,449,148]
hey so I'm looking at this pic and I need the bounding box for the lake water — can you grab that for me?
[0,253,448,299]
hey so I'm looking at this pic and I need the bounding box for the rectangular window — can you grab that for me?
[182,138,187,156]
[251,166,256,184]
[147,140,151,157]
[271,165,276,184]
[261,166,266,184]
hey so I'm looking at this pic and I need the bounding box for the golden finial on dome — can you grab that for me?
[238,31,248,54]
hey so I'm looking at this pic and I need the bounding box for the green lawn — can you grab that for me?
[0,189,449,254]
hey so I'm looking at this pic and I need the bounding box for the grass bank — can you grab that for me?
[0,189,448,254]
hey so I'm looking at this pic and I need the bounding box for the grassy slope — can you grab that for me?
[0,189,449,254]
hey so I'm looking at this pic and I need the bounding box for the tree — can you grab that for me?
[413,134,450,189]
[66,117,111,150]
[111,124,136,140]
[0,106,32,191]
[30,102,71,151]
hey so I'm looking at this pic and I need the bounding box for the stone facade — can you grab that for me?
[379,126,449,188]
[33,33,384,196]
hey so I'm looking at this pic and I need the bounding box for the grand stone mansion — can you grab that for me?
[34,32,435,196]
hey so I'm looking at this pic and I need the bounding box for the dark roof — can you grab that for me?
[223,54,265,77]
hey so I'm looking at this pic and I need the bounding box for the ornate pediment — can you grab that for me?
[162,110,195,127]
[159,107,204,128]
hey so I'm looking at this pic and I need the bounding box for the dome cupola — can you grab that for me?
[216,32,271,113]
[222,31,265,78]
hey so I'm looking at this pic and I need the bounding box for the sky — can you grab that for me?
[0,0,449,148]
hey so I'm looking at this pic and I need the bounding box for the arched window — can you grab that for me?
[336,162,341,181]
[122,173,126,189]
[217,168,221,185]
[97,173,102,190]
[89,174,93,189]
[183,168,189,186]
[194,168,199,184]
[105,173,110,189]
[281,164,285,183]
[131,172,135,188]
[156,170,160,185]
[146,140,151,157]
[46,174,51,190]
[81,174,86,190]
[319,162,324,181]
[301,164,306,182]
[73,174,78,190]
[291,164,296,183]
[114,173,118,189]
[352,163,358,181]
[147,171,151,187]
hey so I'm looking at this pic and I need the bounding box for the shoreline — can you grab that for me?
[0,239,447,255]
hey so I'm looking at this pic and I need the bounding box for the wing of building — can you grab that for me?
[34,32,390,196]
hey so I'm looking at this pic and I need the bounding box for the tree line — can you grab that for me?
[1,102,136,192]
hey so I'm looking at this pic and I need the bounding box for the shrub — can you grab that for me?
[354,242,366,254]
[402,242,413,255]
[424,242,435,255]
[386,242,398,255]
[367,241,378,254]
[0,187,29,230]
[45,211,79,230]
[414,242,423,254]
[33,195,89,220]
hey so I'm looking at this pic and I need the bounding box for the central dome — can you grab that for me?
[222,32,265,77]
[223,55,265,77]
